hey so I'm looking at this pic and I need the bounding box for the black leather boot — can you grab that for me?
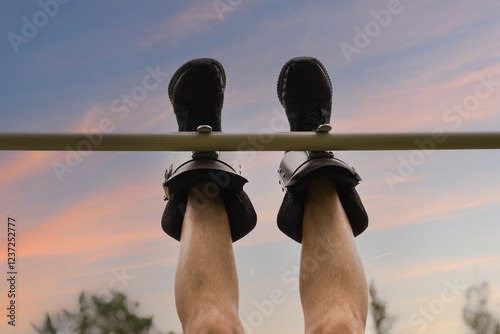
[276,57,368,243]
[162,58,257,242]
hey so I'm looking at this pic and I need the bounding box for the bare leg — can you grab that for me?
[300,176,368,334]
[175,182,244,334]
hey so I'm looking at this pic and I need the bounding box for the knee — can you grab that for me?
[191,319,240,334]
[309,314,365,334]
[183,308,244,334]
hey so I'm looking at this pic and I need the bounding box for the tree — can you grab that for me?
[463,282,500,334]
[369,280,394,334]
[32,291,173,334]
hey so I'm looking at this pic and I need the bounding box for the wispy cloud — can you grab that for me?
[363,180,500,232]
[0,151,59,188]
[0,181,156,260]
[76,105,107,132]
[391,256,500,281]
[337,63,500,132]
[141,2,221,47]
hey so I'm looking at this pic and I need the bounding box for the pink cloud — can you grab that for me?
[363,181,500,232]
[141,0,261,47]
[337,63,500,133]
[0,179,158,263]
[390,256,500,281]
[340,0,500,66]
[141,2,220,47]
[0,171,174,332]
[0,151,59,188]
[0,103,121,190]
[76,105,107,132]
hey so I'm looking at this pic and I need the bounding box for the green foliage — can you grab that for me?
[463,282,500,334]
[368,279,500,334]
[35,314,57,334]
[369,280,394,334]
[32,291,159,334]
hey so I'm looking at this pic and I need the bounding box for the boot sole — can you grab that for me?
[276,56,332,106]
[168,58,226,102]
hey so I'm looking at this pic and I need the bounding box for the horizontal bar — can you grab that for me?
[0,132,499,151]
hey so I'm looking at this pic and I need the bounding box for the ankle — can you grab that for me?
[306,175,337,197]
[187,181,224,210]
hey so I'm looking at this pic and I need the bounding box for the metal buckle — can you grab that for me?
[163,164,173,200]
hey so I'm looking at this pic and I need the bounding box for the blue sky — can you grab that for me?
[1,1,500,333]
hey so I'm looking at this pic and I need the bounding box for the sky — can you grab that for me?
[1,0,500,333]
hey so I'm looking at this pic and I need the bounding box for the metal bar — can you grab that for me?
[0,132,499,151]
